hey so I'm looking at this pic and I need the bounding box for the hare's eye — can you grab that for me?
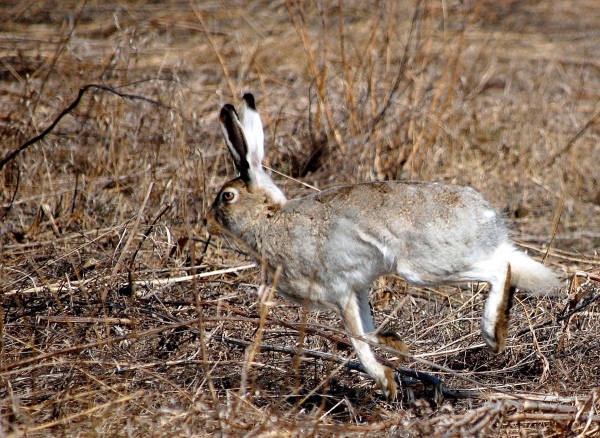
[221,189,238,203]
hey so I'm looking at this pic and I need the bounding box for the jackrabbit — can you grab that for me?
[206,94,559,401]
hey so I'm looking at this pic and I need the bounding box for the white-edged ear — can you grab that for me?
[219,104,253,184]
[237,94,287,204]
[219,95,287,205]
[239,93,265,171]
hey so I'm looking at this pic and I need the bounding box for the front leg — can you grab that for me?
[357,289,409,360]
[341,293,398,401]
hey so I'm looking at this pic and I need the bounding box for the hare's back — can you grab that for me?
[305,181,500,225]
[280,181,507,283]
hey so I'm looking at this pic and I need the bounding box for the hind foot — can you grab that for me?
[377,330,410,361]
[482,264,516,352]
[382,367,398,402]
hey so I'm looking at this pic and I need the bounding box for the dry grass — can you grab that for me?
[1,0,600,436]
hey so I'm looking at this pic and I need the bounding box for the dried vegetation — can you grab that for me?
[1,0,600,436]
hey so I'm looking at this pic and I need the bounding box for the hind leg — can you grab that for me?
[341,293,398,401]
[481,263,516,352]
[440,259,516,352]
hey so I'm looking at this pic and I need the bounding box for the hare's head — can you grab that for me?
[206,94,286,243]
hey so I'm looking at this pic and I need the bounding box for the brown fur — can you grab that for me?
[377,331,410,361]
[383,367,398,402]
[492,265,516,353]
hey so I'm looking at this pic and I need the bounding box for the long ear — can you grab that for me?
[220,95,287,204]
[239,93,265,172]
[219,104,253,184]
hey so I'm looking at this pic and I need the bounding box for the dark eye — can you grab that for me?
[222,190,236,202]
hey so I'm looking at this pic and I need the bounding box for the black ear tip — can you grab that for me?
[242,93,256,110]
[220,104,238,122]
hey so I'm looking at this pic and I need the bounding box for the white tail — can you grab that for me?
[496,242,560,293]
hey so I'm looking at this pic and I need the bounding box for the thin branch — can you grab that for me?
[4,263,257,296]
[7,391,144,436]
[516,290,600,338]
[216,334,434,392]
[109,182,154,284]
[0,163,19,222]
[506,412,600,423]
[544,107,600,167]
[129,203,172,272]
[368,0,422,137]
[0,320,195,372]
[37,316,133,325]
[285,0,347,153]
[190,1,237,100]
[0,84,180,172]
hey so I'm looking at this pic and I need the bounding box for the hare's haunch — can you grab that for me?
[206,94,559,401]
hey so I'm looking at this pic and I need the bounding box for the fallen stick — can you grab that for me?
[215,334,444,393]
[505,412,600,423]
[37,316,133,325]
[4,263,256,296]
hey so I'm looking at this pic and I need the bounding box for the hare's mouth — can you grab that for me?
[204,210,222,236]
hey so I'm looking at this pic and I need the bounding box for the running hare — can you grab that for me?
[206,94,559,401]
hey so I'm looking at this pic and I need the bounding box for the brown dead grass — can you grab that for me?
[1,0,600,436]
